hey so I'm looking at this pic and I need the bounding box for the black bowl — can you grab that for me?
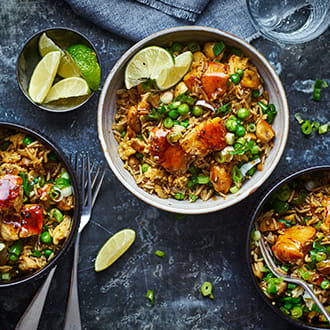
[0,121,81,288]
[246,165,330,330]
[16,27,101,112]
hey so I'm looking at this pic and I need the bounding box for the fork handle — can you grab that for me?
[64,231,82,330]
[15,265,57,330]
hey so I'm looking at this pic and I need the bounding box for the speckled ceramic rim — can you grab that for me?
[98,26,289,214]
[16,27,101,113]
[246,165,330,329]
[0,121,81,288]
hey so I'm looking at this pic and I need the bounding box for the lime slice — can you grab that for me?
[67,44,101,91]
[28,51,61,103]
[44,77,90,103]
[124,46,174,89]
[156,51,193,90]
[94,229,136,272]
[38,33,81,78]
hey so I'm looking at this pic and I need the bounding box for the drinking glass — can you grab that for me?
[246,0,330,44]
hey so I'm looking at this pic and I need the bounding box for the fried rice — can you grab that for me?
[113,41,276,202]
[250,171,330,324]
[0,129,74,282]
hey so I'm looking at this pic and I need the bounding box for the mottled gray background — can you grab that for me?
[0,1,329,330]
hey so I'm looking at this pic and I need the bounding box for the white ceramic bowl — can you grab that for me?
[98,26,289,214]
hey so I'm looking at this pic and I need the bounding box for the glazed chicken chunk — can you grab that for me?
[180,117,226,158]
[272,225,316,264]
[149,128,190,173]
[0,174,23,213]
[0,204,43,241]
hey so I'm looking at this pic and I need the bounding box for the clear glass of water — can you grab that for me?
[246,0,330,44]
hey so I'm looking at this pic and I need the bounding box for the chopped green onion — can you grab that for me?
[44,249,53,258]
[187,42,200,53]
[49,208,64,222]
[252,90,259,97]
[121,131,126,138]
[232,165,243,184]
[272,199,289,215]
[294,113,304,124]
[313,79,323,101]
[141,163,150,173]
[30,249,42,258]
[291,306,303,318]
[201,281,214,299]
[48,152,57,162]
[189,194,197,202]
[216,102,231,115]
[301,120,312,135]
[247,123,256,132]
[318,123,328,134]
[312,121,320,131]
[155,250,165,258]
[146,289,154,305]
[213,41,225,56]
[179,119,189,128]
[288,283,296,290]
[230,186,239,194]
[174,193,185,200]
[135,152,143,161]
[169,42,183,53]
[1,273,11,281]
[228,46,241,57]
[225,133,235,145]
[196,176,209,184]
[281,265,289,272]
[297,268,311,280]
[258,101,268,113]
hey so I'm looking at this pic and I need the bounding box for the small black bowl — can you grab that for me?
[246,165,330,330]
[0,121,81,288]
[16,27,101,112]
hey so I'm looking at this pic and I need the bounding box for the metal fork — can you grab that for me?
[64,153,105,330]
[15,154,105,330]
[256,223,330,323]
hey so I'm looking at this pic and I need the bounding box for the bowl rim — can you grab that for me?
[16,26,101,113]
[245,164,330,329]
[97,25,289,214]
[0,121,81,288]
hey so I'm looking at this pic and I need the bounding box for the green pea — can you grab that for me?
[177,103,190,116]
[163,117,174,128]
[236,68,244,77]
[237,108,250,120]
[44,249,53,258]
[174,193,185,200]
[235,125,246,137]
[23,136,34,146]
[225,119,238,132]
[230,73,241,84]
[168,109,179,120]
[142,163,150,173]
[192,105,203,117]
[41,232,52,244]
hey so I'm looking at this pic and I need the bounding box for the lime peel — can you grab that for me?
[94,229,136,272]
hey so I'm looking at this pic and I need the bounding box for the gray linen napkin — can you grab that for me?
[65,0,258,42]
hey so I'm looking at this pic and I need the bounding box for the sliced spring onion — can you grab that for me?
[301,120,312,135]
[61,185,73,197]
[225,133,235,145]
[195,100,215,112]
[294,113,304,124]
[155,250,165,258]
[201,281,214,299]
[49,187,63,202]
[313,79,323,101]
[239,158,261,177]
[213,41,225,56]
[196,176,209,184]
[318,123,328,134]
[146,289,154,305]
[160,91,173,104]
[230,186,239,194]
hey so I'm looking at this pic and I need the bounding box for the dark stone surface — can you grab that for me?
[0,1,329,329]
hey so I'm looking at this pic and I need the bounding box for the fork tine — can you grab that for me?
[84,160,96,190]
[75,153,79,175]
[92,167,106,207]
[81,153,85,205]
[84,162,103,205]
[86,153,92,208]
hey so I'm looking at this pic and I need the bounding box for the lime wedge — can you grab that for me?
[28,51,61,103]
[67,44,101,91]
[44,77,90,103]
[38,33,81,78]
[156,51,193,90]
[94,229,136,272]
[124,46,174,89]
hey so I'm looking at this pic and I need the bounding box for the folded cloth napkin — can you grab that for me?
[65,0,258,42]
[135,0,210,22]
